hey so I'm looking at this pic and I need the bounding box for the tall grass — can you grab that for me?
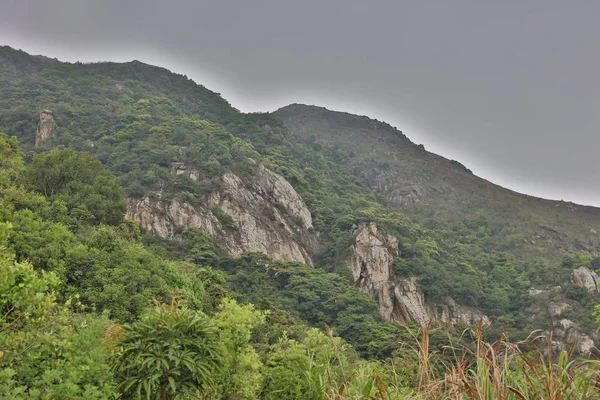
[321,324,390,400]
[315,321,600,399]
[413,321,600,400]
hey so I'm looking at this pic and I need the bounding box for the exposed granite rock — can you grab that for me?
[547,301,571,318]
[430,297,490,326]
[566,330,596,356]
[126,164,318,265]
[526,290,599,356]
[35,109,56,147]
[251,165,313,230]
[528,288,547,296]
[169,162,200,181]
[127,196,217,239]
[392,278,429,325]
[552,318,598,356]
[346,223,399,319]
[571,267,599,294]
[346,223,488,326]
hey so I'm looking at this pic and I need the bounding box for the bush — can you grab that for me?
[211,205,235,227]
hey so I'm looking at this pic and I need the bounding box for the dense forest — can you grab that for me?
[2,46,600,398]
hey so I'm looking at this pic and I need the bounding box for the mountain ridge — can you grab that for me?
[273,103,563,200]
[274,102,600,260]
[1,43,593,207]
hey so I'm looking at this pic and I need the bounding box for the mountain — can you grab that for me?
[273,104,600,351]
[274,104,600,259]
[1,45,599,356]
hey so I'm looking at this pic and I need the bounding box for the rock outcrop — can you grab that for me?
[346,223,488,326]
[547,301,571,318]
[35,109,56,147]
[533,295,600,356]
[570,267,599,294]
[169,162,200,181]
[391,278,430,325]
[347,223,399,319]
[552,318,598,356]
[126,164,318,265]
[430,297,490,326]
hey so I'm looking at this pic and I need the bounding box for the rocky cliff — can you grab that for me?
[35,109,56,147]
[346,223,488,326]
[528,270,600,356]
[127,163,318,265]
[347,223,399,320]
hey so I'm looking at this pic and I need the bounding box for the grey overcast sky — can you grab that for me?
[2,0,600,205]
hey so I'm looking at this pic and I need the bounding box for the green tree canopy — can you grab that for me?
[25,149,126,225]
[110,299,224,399]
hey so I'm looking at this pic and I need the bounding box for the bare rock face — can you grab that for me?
[547,301,571,318]
[127,196,217,239]
[347,223,399,319]
[430,297,490,326]
[35,109,56,147]
[126,164,318,265]
[169,162,200,181]
[251,165,313,230]
[527,290,598,356]
[552,319,598,356]
[570,267,599,294]
[392,278,429,325]
[347,223,488,326]
[566,330,596,356]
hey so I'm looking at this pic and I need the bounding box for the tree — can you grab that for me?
[110,298,224,399]
[0,248,114,398]
[26,149,126,225]
[0,133,24,186]
[213,298,265,399]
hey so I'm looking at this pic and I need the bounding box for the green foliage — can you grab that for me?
[0,249,115,398]
[262,329,342,399]
[110,298,224,399]
[0,248,58,333]
[211,204,235,227]
[2,47,600,398]
[0,133,24,186]
[212,298,266,399]
[219,253,399,359]
[26,148,126,225]
[0,141,218,322]
[0,45,558,328]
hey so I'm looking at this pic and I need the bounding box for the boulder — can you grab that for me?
[571,267,599,294]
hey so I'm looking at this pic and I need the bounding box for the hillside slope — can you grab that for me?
[275,104,600,260]
[2,46,600,353]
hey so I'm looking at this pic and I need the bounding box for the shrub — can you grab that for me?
[211,205,235,227]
